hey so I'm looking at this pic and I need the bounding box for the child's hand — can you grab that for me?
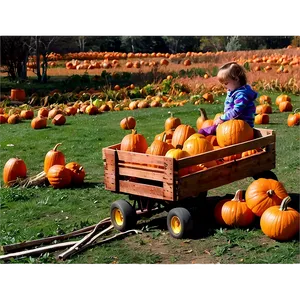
[214,117,224,126]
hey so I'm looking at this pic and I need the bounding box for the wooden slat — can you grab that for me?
[103,149,117,191]
[254,128,275,137]
[119,166,166,181]
[177,151,275,200]
[118,162,165,173]
[119,180,165,200]
[116,151,167,167]
[163,156,175,200]
[177,135,275,168]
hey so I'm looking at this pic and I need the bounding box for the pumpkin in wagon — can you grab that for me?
[171,124,196,148]
[165,111,181,131]
[165,146,190,177]
[120,129,148,153]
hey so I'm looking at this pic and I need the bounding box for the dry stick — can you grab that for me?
[58,224,114,261]
[3,217,111,254]
[60,229,142,260]
[0,241,77,261]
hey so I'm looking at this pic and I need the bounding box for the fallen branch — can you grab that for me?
[58,224,114,260]
[58,229,142,260]
[0,241,77,261]
[3,217,111,254]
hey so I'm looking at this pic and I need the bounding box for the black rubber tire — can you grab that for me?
[110,200,137,232]
[167,207,193,239]
[253,170,278,181]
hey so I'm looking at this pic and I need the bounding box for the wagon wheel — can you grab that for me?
[110,200,137,232]
[167,207,193,239]
[253,170,278,181]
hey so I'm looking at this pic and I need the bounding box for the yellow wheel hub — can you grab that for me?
[113,208,124,226]
[171,216,181,234]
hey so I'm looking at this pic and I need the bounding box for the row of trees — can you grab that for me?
[1,36,299,82]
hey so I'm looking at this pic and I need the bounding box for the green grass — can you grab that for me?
[0,91,299,264]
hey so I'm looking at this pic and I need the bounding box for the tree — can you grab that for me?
[225,36,241,52]
[199,36,228,52]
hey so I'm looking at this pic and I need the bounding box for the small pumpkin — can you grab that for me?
[258,95,272,105]
[279,101,293,112]
[202,93,214,103]
[47,164,72,189]
[120,129,148,153]
[20,109,34,120]
[196,108,208,130]
[287,109,300,127]
[260,196,299,241]
[256,104,272,114]
[165,146,190,177]
[38,107,49,118]
[275,94,291,106]
[3,157,27,186]
[52,114,66,126]
[255,113,269,124]
[120,116,136,130]
[165,111,181,131]
[245,178,288,216]
[65,162,85,185]
[31,116,47,129]
[147,133,174,157]
[221,190,256,227]
[44,143,66,173]
[7,114,20,124]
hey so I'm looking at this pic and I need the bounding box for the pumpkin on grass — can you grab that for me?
[65,162,85,185]
[221,190,255,227]
[214,198,230,226]
[31,116,47,129]
[275,94,291,106]
[44,143,66,173]
[260,196,299,241]
[3,157,27,186]
[245,178,288,216]
[47,165,72,189]
[52,114,66,126]
[120,116,136,130]
[255,113,269,124]
[287,109,300,127]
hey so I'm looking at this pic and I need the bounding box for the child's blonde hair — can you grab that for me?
[217,62,247,86]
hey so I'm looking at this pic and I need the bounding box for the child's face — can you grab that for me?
[222,78,241,91]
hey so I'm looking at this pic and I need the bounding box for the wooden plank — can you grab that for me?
[103,149,117,191]
[119,180,165,200]
[254,128,275,138]
[119,166,166,181]
[177,135,275,168]
[177,152,275,199]
[163,156,175,200]
[116,150,167,167]
[118,162,165,173]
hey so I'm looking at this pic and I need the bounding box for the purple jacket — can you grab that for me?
[220,84,257,127]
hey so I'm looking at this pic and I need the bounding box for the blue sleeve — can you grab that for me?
[220,94,250,121]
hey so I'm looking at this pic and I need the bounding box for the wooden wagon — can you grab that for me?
[102,128,276,238]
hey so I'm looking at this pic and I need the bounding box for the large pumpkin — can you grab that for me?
[260,196,299,241]
[3,157,27,186]
[245,178,288,216]
[221,190,256,227]
[120,129,148,153]
[47,165,72,189]
[171,124,196,148]
[44,143,66,173]
[182,136,214,156]
[216,119,254,147]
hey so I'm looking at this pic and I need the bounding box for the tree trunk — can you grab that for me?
[41,54,48,83]
[36,36,41,82]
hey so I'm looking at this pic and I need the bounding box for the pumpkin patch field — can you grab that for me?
[0,89,299,264]
[0,47,300,265]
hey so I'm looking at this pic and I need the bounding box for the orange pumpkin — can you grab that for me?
[47,165,72,189]
[120,129,148,153]
[279,101,293,112]
[287,109,300,126]
[182,136,214,156]
[20,109,34,120]
[171,124,196,148]
[65,162,85,185]
[245,178,288,216]
[221,190,255,227]
[216,119,254,148]
[38,107,49,118]
[44,143,66,173]
[120,116,136,130]
[196,108,208,130]
[48,108,64,119]
[260,196,300,241]
[256,104,272,114]
[214,198,230,226]
[275,94,291,106]
[147,133,174,157]
[0,114,8,124]
[3,157,27,186]
[165,112,181,131]
[202,93,214,103]
[52,114,66,126]
[206,135,219,146]
[258,95,272,105]
[31,116,47,129]
[7,114,20,124]
[255,113,269,124]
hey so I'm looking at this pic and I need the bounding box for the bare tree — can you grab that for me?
[77,36,86,52]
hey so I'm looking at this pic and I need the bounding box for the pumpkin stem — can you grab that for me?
[279,196,291,211]
[199,108,208,120]
[125,117,129,130]
[293,108,300,114]
[162,132,167,143]
[131,129,137,135]
[267,189,274,197]
[53,143,62,151]
[232,189,244,202]
[175,144,183,150]
[168,111,173,118]
[78,166,84,173]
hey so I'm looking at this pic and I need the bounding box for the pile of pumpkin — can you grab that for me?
[2,143,85,189]
[213,180,299,241]
[119,111,259,176]
[255,94,299,126]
